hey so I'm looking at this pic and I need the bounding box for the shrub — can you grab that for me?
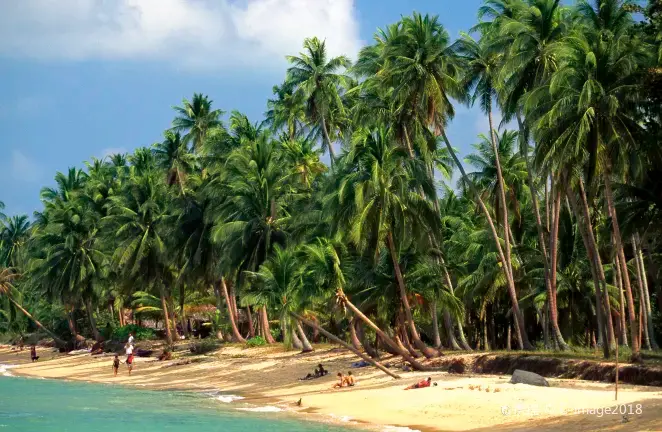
[245,336,267,348]
[111,324,155,342]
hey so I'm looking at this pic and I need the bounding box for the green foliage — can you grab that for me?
[111,324,155,342]
[245,336,267,347]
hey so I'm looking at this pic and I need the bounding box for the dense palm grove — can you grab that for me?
[1,0,661,366]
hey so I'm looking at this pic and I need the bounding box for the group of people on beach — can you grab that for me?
[112,332,134,377]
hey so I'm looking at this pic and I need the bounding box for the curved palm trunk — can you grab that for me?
[291,311,400,379]
[430,302,442,348]
[220,278,245,343]
[443,310,461,350]
[159,288,173,345]
[167,295,180,340]
[84,296,101,342]
[290,320,303,350]
[296,320,314,352]
[387,232,439,358]
[356,320,380,359]
[517,114,565,351]
[566,181,611,358]
[338,290,428,371]
[635,234,658,350]
[602,169,638,354]
[440,262,471,350]
[8,296,65,346]
[320,116,336,165]
[633,237,653,350]
[548,183,570,350]
[349,317,363,351]
[441,131,531,350]
[246,306,256,338]
[614,255,629,346]
[260,306,276,344]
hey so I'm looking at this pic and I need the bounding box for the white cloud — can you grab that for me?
[0,0,361,71]
[10,150,41,183]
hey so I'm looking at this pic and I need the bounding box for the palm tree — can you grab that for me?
[336,126,440,358]
[172,93,224,152]
[532,0,649,354]
[0,215,31,270]
[380,12,532,349]
[265,82,307,141]
[104,170,174,344]
[286,37,351,164]
[153,130,196,195]
[0,267,65,345]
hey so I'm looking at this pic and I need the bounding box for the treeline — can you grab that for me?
[1,0,661,366]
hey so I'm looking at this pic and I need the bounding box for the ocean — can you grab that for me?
[0,373,354,432]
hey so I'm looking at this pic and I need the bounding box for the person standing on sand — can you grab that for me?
[30,345,39,362]
[128,332,134,346]
[125,343,134,375]
[113,355,121,376]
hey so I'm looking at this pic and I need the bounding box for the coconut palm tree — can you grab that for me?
[265,82,308,141]
[0,267,65,345]
[171,93,224,152]
[153,130,196,195]
[286,37,351,164]
[0,215,31,270]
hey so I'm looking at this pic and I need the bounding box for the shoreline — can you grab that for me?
[2,344,662,431]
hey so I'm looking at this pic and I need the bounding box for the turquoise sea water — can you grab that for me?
[0,375,353,432]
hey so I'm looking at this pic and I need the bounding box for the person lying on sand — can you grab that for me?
[404,377,432,390]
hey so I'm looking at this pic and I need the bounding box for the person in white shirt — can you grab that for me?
[128,333,134,345]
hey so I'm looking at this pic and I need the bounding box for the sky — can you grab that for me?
[0,0,510,218]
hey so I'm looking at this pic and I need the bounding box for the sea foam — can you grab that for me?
[216,394,245,403]
[236,406,283,413]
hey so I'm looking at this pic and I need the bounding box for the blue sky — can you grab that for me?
[0,0,505,217]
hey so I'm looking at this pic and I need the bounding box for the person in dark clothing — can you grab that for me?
[30,345,39,362]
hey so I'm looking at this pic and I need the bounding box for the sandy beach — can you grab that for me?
[1,344,661,432]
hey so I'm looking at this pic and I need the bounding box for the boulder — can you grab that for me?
[510,369,549,387]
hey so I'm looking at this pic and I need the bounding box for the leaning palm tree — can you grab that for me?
[381,12,532,349]
[0,267,65,345]
[336,126,440,358]
[286,37,351,164]
[171,93,224,152]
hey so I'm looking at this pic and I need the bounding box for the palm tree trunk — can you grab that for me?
[228,280,239,325]
[167,295,180,340]
[635,234,658,349]
[542,301,550,349]
[443,310,461,350]
[159,288,173,345]
[615,255,629,347]
[220,278,245,343]
[603,168,639,354]
[440,260,472,350]
[8,296,65,346]
[246,306,255,338]
[517,114,567,350]
[290,320,303,350]
[430,301,443,348]
[179,284,188,338]
[337,289,428,371]
[386,231,439,358]
[441,131,531,350]
[296,320,314,352]
[118,306,124,327]
[260,306,276,344]
[566,181,611,358]
[357,321,380,359]
[84,296,101,342]
[548,183,570,350]
[292,311,401,379]
[320,116,336,165]
[348,317,363,351]
[633,237,653,350]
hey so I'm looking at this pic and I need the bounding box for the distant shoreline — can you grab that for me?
[2,344,662,432]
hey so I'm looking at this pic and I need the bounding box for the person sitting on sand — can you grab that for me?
[316,364,328,376]
[343,371,355,387]
[332,372,345,389]
[30,345,39,362]
[404,377,432,390]
[113,355,121,377]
